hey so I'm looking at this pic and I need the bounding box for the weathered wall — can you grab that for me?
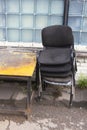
[76,52,87,80]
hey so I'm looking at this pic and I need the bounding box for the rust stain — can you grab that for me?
[0,50,36,76]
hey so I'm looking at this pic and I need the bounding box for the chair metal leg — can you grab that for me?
[69,93,73,107]
[69,76,75,107]
[38,68,42,97]
[42,80,47,91]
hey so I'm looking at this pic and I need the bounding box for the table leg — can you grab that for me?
[26,77,31,119]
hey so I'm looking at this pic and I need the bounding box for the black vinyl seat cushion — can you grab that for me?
[41,71,72,78]
[40,63,72,73]
[38,48,72,74]
[38,48,72,65]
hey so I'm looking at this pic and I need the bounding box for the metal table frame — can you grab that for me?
[0,47,36,119]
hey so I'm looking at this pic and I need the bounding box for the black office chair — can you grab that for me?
[36,25,77,107]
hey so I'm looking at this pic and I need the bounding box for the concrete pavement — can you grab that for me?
[0,81,87,130]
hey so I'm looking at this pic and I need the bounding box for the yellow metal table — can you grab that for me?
[0,47,36,118]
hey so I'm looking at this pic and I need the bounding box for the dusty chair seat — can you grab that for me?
[36,25,77,107]
[38,48,72,65]
[38,48,72,73]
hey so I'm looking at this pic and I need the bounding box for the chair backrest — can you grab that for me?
[42,25,74,48]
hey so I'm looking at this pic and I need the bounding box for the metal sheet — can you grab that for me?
[0,48,36,77]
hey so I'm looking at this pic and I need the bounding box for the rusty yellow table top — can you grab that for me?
[0,48,36,77]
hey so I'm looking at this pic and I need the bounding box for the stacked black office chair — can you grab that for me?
[36,25,77,107]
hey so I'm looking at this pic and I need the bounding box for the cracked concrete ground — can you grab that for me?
[0,81,87,130]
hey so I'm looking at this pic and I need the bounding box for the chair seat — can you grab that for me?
[38,48,72,65]
[44,76,71,83]
[41,71,72,78]
[40,63,72,73]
